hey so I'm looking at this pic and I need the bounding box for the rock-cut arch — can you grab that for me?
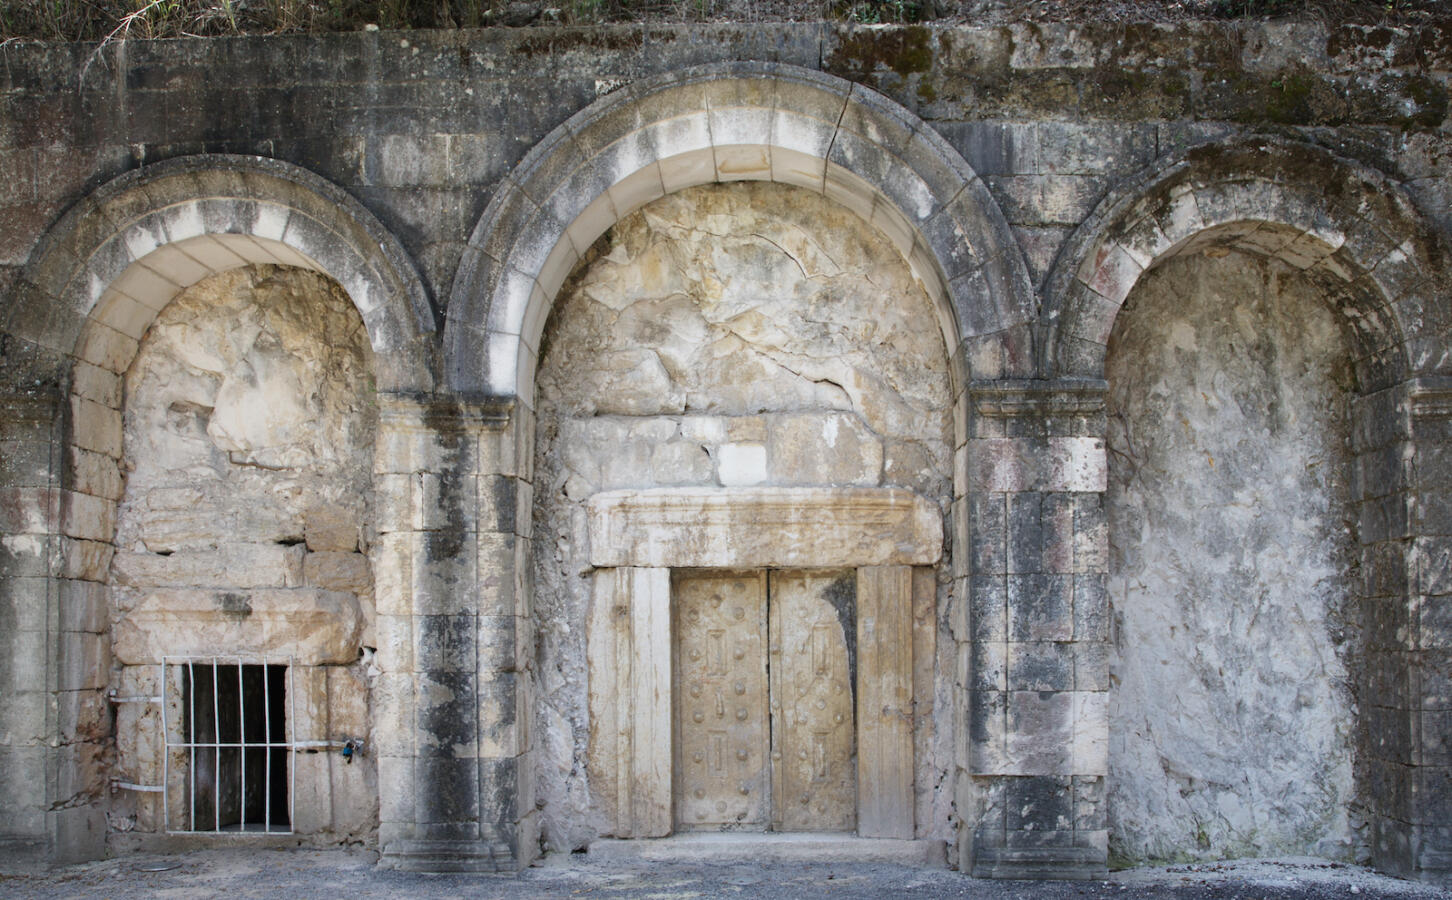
[11,154,436,394]
[1042,136,1452,388]
[444,61,1033,399]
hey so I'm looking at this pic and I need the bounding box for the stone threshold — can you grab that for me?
[587,833,947,866]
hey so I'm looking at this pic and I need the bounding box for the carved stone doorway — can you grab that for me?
[673,569,856,833]
[585,487,942,843]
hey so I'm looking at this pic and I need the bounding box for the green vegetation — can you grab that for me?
[0,0,1440,43]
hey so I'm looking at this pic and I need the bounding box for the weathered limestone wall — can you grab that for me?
[108,265,378,843]
[531,182,954,850]
[0,17,1447,883]
[1105,252,1358,864]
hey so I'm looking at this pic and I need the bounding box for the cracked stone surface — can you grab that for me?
[531,182,955,852]
[1104,252,1358,865]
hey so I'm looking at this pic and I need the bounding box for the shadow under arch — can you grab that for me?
[443,60,1036,401]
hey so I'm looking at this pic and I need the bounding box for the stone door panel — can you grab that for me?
[769,570,857,832]
[673,571,770,829]
[672,569,856,833]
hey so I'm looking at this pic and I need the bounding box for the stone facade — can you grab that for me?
[0,20,1449,886]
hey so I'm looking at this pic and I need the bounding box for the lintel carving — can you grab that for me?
[586,487,943,569]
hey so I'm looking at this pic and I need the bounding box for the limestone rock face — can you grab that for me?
[1105,252,1358,864]
[108,265,378,841]
[113,265,376,611]
[531,182,954,852]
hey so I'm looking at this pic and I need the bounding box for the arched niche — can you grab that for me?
[444,61,1035,402]
[1046,136,1452,878]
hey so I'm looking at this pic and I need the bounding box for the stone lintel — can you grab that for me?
[378,838,515,872]
[378,391,513,432]
[586,487,942,569]
[971,845,1108,880]
[969,379,1108,418]
[112,588,363,665]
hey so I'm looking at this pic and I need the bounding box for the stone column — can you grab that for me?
[956,379,1108,880]
[374,393,537,872]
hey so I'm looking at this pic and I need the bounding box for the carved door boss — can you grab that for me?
[673,570,857,832]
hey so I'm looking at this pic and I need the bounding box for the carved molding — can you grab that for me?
[969,379,1108,418]
[1408,377,1452,420]
[586,487,943,569]
[377,391,512,431]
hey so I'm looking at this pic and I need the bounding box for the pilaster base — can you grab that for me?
[970,845,1107,880]
[378,838,515,873]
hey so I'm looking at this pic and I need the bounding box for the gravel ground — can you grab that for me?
[1,850,1449,900]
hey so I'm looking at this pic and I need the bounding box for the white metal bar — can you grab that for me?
[188,662,196,833]
[113,780,164,793]
[264,662,272,834]
[212,657,220,833]
[238,662,246,832]
[288,660,296,832]
[161,661,171,832]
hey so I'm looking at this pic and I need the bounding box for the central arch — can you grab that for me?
[443,61,1034,400]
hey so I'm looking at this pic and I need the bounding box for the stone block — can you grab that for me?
[650,441,714,486]
[68,448,122,502]
[68,395,122,459]
[62,491,115,549]
[1006,691,1073,775]
[1007,574,1073,642]
[304,504,362,552]
[112,588,364,666]
[972,639,1008,693]
[1006,775,1073,834]
[414,756,480,824]
[0,439,54,489]
[414,615,477,673]
[304,551,373,596]
[408,531,478,616]
[414,472,477,533]
[1007,641,1073,692]
[969,690,1008,774]
[373,673,416,759]
[478,475,519,535]
[416,670,478,758]
[112,544,306,589]
[717,442,766,486]
[1072,642,1109,692]
[766,412,883,486]
[969,492,1007,575]
[1066,690,1106,778]
[58,630,109,691]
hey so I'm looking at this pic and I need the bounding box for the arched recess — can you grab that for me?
[13,154,437,394]
[1044,136,1450,386]
[0,154,433,863]
[1044,137,1452,879]
[444,60,1035,400]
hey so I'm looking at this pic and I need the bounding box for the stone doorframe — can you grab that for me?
[582,487,942,841]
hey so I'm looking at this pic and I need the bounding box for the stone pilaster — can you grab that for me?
[1401,379,1452,884]
[957,379,1108,880]
[373,392,536,872]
